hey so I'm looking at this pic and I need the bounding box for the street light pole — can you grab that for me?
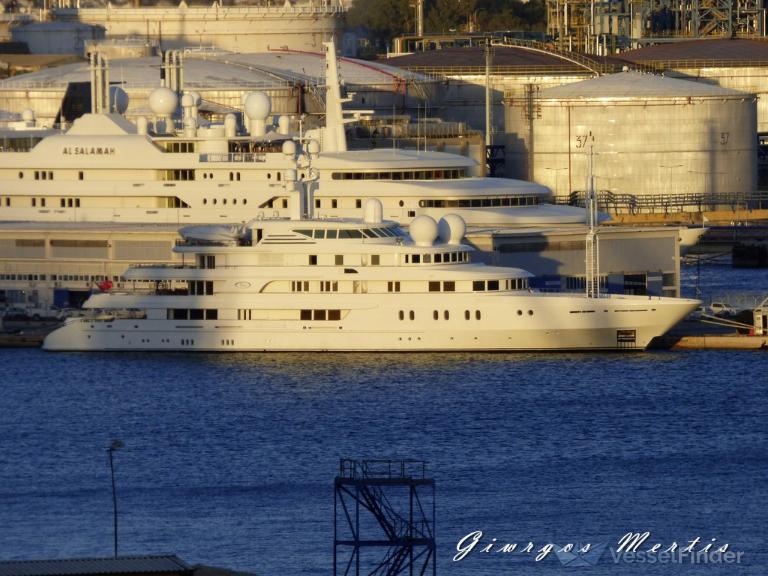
[108,440,124,558]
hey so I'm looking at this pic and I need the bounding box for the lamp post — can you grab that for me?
[107,439,124,558]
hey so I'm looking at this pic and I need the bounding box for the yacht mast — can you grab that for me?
[585,146,600,298]
[322,38,348,153]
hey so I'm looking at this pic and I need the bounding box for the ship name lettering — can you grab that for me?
[62,146,116,156]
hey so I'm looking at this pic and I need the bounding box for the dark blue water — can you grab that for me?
[0,263,766,575]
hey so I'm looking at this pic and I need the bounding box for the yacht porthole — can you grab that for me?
[235,282,251,288]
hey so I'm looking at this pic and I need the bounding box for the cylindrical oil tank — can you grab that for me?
[504,71,757,204]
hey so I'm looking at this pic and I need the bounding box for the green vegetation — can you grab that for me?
[347,0,546,45]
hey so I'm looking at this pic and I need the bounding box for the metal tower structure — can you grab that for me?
[334,459,436,576]
[546,0,764,54]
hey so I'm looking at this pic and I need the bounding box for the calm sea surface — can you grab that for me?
[0,261,766,575]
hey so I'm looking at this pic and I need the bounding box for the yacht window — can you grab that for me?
[412,255,421,264]
[404,255,410,264]
[309,255,318,266]
[75,199,80,208]
[190,309,204,320]
[332,199,338,208]
[388,281,400,292]
[488,280,499,291]
[315,199,321,208]
[465,310,470,320]
[433,310,438,320]
[329,310,341,321]
[443,281,455,292]
[313,230,324,239]
[435,254,442,263]
[31,198,36,207]
[371,255,380,265]
[429,281,440,292]
[313,310,327,321]
[78,171,84,180]
[206,256,216,269]
[301,309,312,320]
[443,310,449,320]
[326,229,338,239]
[399,310,404,320]
[362,229,376,238]
[335,255,344,265]
[356,199,362,208]
[282,199,288,208]
[473,281,485,291]
[172,309,188,320]
[18,172,23,179]
[409,310,415,320]
[451,253,458,262]
[423,254,432,264]
[476,310,481,320]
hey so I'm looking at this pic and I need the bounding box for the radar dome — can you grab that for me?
[109,86,129,114]
[282,140,297,157]
[438,214,467,245]
[149,87,178,116]
[244,92,271,120]
[21,109,35,122]
[306,139,320,156]
[181,93,195,108]
[409,215,439,247]
[363,199,383,224]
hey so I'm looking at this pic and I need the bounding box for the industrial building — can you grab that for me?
[545,0,765,54]
[619,39,768,133]
[504,71,758,210]
[7,0,347,55]
[0,50,441,126]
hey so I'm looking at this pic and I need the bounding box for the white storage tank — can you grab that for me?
[505,71,757,205]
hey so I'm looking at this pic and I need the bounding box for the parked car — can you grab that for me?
[708,302,737,317]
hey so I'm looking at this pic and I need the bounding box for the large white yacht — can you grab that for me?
[0,42,588,228]
[43,178,699,352]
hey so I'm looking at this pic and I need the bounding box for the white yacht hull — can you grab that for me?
[43,294,698,352]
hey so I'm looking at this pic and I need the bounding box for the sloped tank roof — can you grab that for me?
[538,70,752,100]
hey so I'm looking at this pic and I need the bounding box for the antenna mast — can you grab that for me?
[585,145,600,298]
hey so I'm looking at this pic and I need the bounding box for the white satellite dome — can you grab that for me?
[409,215,438,247]
[306,139,320,156]
[244,92,271,120]
[438,214,467,245]
[149,87,178,116]
[363,199,383,224]
[282,140,297,156]
[109,86,129,114]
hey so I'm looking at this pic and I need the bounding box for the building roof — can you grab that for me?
[381,46,590,73]
[0,50,430,92]
[0,556,191,576]
[538,70,750,99]
[620,38,768,65]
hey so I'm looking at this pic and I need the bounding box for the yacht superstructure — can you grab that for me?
[43,188,699,352]
[0,42,589,228]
